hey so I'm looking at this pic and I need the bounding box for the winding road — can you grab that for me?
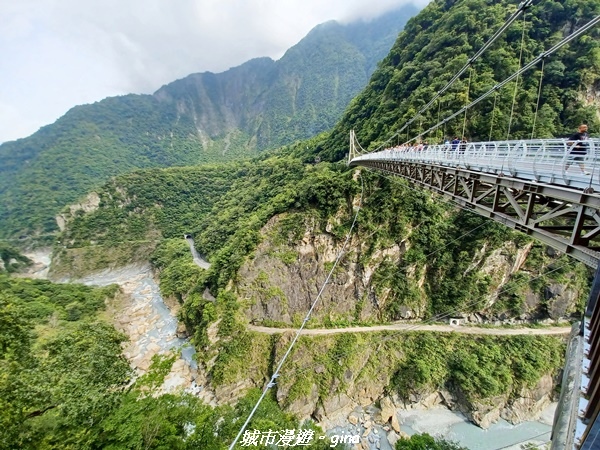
[185,235,211,269]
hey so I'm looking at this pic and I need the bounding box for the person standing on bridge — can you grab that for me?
[450,136,460,159]
[566,123,590,175]
[451,137,460,151]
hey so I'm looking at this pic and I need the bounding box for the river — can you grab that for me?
[329,403,553,449]
[26,248,554,448]
[71,264,201,390]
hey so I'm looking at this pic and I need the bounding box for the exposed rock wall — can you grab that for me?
[213,330,561,431]
[237,214,388,324]
[55,192,101,231]
[235,213,583,325]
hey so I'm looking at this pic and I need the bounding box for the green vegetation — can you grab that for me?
[0,273,331,449]
[266,330,564,411]
[391,333,563,402]
[321,0,600,162]
[396,434,468,450]
[14,0,600,322]
[4,0,599,444]
[191,291,273,387]
[56,139,589,323]
[57,153,358,286]
[0,274,131,449]
[0,94,219,242]
[0,273,118,324]
[0,7,417,241]
[493,247,592,318]
[0,243,31,273]
[51,164,238,276]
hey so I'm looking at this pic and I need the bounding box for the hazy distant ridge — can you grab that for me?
[0,4,418,239]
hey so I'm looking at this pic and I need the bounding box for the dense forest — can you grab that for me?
[0,260,334,449]
[4,0,600,447]
[0,243,31,273]
[0,248,563,449]
[0,5,417,242]
[322,0,600,161]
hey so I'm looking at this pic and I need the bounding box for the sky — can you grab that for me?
[0,0,429,144]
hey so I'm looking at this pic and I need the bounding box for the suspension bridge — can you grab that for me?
[229,4,600,449]
[349,136,600,268]
[348,136,600,449]
[341,5,600,447]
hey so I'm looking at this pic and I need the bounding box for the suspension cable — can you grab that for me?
[408,15,600,144]
[443,113,447,142]
[376,0,533,152]
[228,175,364,450]
[489,91,498,141]
[507,11,528,139]
[461,68,473,142]
[289,169,576,381]
[350,130,369,156]
[531,57,546,139]
[437,99,442,143]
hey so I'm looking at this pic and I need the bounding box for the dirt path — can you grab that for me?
[247,323,572,336]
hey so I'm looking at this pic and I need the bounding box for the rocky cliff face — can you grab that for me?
[235,212,584,325]
[203,329,561,431]
[237,214,389,324]
[55,192,101,232]
[211,208,576,429]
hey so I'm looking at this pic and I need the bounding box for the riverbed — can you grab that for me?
[25,250,554,448]
[69,263,216,398]
[398,405,552,449]
[329,403,553,449]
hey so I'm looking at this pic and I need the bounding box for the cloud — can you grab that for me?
[0,0,427,143]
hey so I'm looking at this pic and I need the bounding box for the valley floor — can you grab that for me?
[19,250,560,449]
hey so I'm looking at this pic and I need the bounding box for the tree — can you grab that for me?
[396,433,468,450]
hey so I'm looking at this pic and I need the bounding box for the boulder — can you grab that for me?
[380,396,395,423]
[176,322,188,338]
[285,384,319,419]
[387,431,400,446]
[391,414,401,433]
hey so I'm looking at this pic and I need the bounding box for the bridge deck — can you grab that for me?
[350,137,600,448]
[350,138,600,193]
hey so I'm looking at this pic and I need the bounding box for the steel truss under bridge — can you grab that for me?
[349,137,600,269]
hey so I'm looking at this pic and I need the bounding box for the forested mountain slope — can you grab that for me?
[0,5,418,241]
[0,257,332,449]
[321,0,600,160]
[44,0,600,441]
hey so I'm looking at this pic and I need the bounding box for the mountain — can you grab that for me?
[5,0,600,447]
[156,8,419,151]
[0,4,419,241]
[322,0,600,161]
[50,0,599,430]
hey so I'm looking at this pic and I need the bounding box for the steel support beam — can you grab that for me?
[354,160,600,268]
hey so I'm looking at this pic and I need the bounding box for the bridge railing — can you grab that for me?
[351,138,600,191]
